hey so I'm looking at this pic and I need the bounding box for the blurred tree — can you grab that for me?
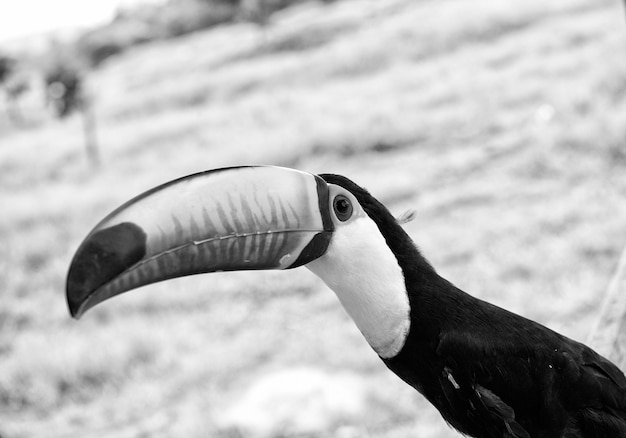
[0,55,14,83]
[0,54,29,126]
[44,62,100,168]
[4,76,29,125]
[44,64,83,118]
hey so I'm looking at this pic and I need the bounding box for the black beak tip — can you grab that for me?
[66,283,90,319]
[66,222,147,319]
[67,298,84,320]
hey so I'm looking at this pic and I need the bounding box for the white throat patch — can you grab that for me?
[307,216,410,359]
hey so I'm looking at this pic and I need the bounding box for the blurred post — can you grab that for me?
[80,94,100,169]
[587,242,626,371]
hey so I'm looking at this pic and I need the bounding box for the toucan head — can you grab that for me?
[67,166,425,358]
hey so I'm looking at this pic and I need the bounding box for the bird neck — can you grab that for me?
[307,216,411,359]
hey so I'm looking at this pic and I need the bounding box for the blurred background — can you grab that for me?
[1,0,625,436]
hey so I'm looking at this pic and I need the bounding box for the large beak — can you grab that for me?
[67,166,334,319]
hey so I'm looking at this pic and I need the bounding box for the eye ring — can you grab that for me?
[333,195,353,222]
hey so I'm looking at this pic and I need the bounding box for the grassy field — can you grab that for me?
[1,0,626,436]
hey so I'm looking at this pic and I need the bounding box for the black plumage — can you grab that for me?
[321,174,626,438]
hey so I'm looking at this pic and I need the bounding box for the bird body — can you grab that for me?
[322,173,626,438]
[67,166,626,437]
[386,274,626,437]
[321,175,626,438]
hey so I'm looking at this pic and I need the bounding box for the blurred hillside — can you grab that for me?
[0,0,329,67]
[1,0,626,437]
[77,0,319,67]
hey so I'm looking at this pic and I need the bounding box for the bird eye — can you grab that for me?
[333,195,353,222]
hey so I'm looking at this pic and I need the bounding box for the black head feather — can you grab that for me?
[318,173,435,277]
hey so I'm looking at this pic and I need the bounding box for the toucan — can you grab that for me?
[67,166,626,438]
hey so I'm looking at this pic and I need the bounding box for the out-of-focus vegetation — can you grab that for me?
[0,0,338,147]
[1,0,625,437]
[0,55,29,125]
[78,0,333,66]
